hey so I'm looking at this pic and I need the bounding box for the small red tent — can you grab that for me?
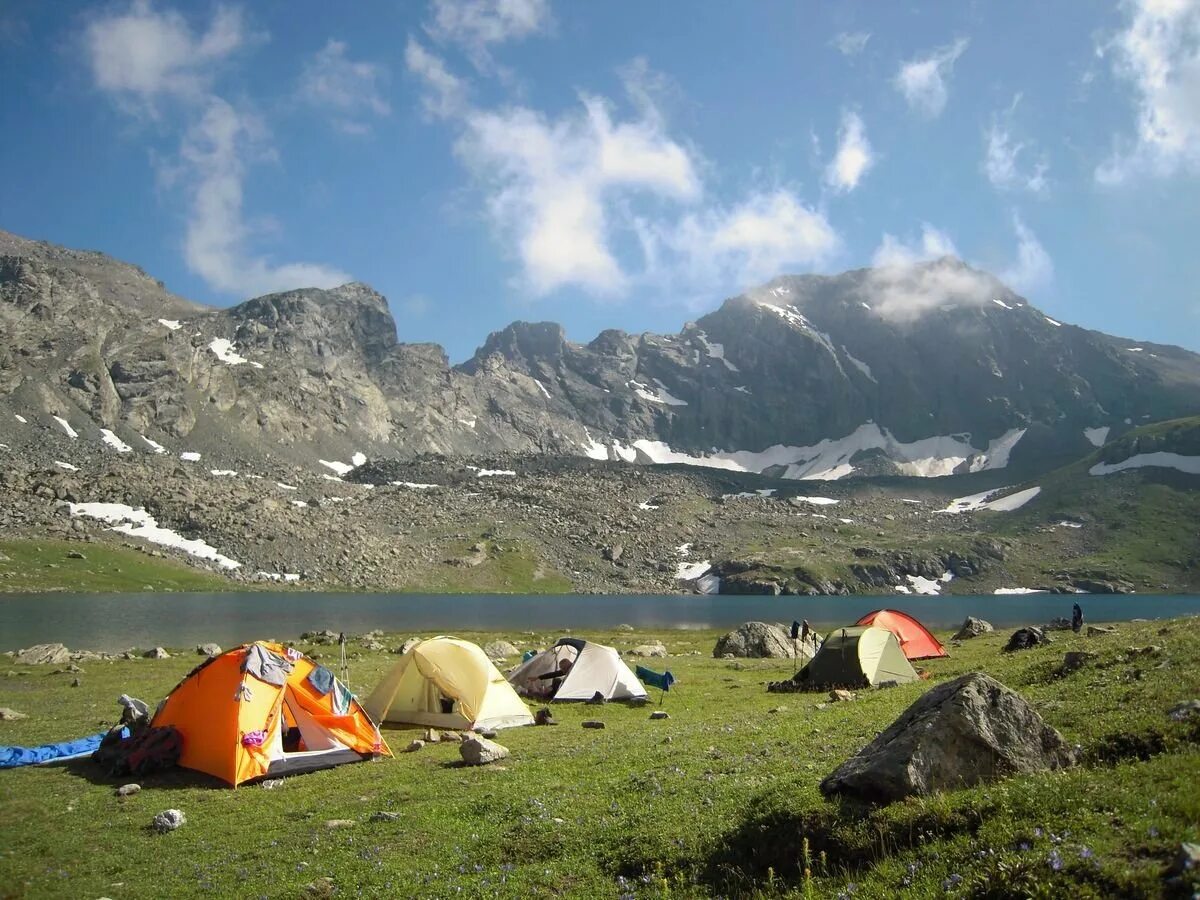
[855,609,948,660]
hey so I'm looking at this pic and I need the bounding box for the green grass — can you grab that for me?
[0,539,235,592]
[400,535,575,594]
[1,619,1198,898]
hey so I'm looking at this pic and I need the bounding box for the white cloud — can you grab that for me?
[405,37,469,118]
[865,217,1051,320]
[426,0,550,67]
[824,110,876,193]
[85,2,349,298]
[831,31,870,56]
[408,43,836,303]
[983,95,1048,193]
[894,38,969,118]
[299,39,390,133]
[179,98,351,296]
[84,1,248,108]
[643,191,840,297]
[1096,0,1200,183]
[1002,214,1054,293]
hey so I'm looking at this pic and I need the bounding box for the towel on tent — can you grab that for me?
[635,665,675,692]
[1,731,113,769]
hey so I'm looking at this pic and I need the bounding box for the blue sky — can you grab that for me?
[2,0,1199,361]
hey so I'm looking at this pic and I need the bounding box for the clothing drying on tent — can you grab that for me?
[364,637,534,731]
[855,609,949,660]
[794,626,919,689]
[151,641,389,787]
[508,638,648,702]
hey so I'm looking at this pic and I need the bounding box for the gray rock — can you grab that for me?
[301,630,339,644]
[534,708,557,726]
[712,622,818,660]
[629,642,667,658]
[460,736,509,766]
[195,643,221,657]
[405,740,425,753]
[1168,700,1200,722]
[1059,651,1097,674]
[151,809,186,833]
[483,640,520,660]
[952,616,994,640]
[1087,625,1117,636]
[370,811,401,823]
[820,673,1076,803]
[324,819,356,829]
[649,710,669,720]
[142,647,170,659]
[16,643,70,665]
[582,720,606,729]
[116,784,141,797]
[0,707,28,720]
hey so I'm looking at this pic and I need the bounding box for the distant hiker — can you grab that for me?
[1071,603,1084,634]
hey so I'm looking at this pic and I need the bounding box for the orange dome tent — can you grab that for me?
[855,609,948,660]
[152,641,390,786]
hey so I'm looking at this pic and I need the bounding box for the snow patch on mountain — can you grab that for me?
[14,414,27,424]
[695,332,739,372]
[1083,426,1111,447]
[319,459,354,476]
[68,502,240,570]
[140,435,166,454]
[180,451,201,461]
[628,380,688,406]
[1089,452,1200,477]
[841,346,876,382]
[99,429,132,453]
[942,485,1041,513]
[53,460,78,471]
[53,416,78,439]
[158,319,182,331]
[589,423,1026,481]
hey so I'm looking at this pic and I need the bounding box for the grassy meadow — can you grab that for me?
[0,620,1198,898]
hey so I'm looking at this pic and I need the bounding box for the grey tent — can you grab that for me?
[798,626,919,688]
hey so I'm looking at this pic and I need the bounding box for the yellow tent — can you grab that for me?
[364,637,534,731]
[151,641,389,787]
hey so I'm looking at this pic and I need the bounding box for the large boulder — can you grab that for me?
[953,617,994,640]
[16,643,71,665]
[820,673,1076,804]
[484,641,519,660]
[712,622,817,660]
[629,642,667,658]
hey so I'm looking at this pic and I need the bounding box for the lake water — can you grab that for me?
[2,592,1198,652]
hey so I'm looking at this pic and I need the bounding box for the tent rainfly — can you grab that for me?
[855,609,949,660]
[151,641,389,787]
[798,626,919,688]
[507,638,648,702]
[364,637,534,730]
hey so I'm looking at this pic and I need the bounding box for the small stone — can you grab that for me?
[0,708,28,720]
[71,678,81,687]
[324,819,356,828]
[768,706,787,714]
[477,728,498,739]
[195,643,221,657]
[582,720,605,729]
[534,708,557,726]
[142,647,170,659]
[150,809,186,833]
[370,811,401,823]
[630,642,667,658]
[259,779,285,790]
[1168,700,1200,722]
[405,740,425,753]
[460,736,509,765]
[116,784,141,797]
[423,728,440,743]
[649,710,670,720]
[830,689,856,702]
[66,551,86,559]
[1087,625,1117,636]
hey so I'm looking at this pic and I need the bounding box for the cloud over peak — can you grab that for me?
[298,39,391,134]
[894,37,969,118]
[983,96,1049,193]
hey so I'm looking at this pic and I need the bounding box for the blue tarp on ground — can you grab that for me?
[0,731,110,769]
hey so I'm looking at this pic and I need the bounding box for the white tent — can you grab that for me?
[508,638,648,702]
[364,637,534,730]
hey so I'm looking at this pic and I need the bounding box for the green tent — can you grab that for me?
[799,626,919,688]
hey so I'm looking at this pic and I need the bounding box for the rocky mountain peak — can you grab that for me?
[460,321,568,374]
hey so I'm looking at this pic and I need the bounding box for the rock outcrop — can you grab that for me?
[712,622,818,659]
[953,616,994,640]
[820,672,1076,803]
